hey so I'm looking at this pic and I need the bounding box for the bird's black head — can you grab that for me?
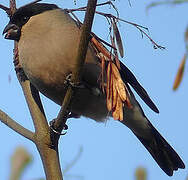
[3,3,59,41]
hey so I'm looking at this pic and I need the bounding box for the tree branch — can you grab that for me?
[2,1,63,179]
[16,46,63,180]
[53,0,98,134]
[0,109,34,141]
[0,4,8,11]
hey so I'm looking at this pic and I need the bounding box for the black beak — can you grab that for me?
[3,23,20,41]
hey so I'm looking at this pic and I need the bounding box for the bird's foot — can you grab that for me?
[49,119,68,136]
[64,73,85,89]
[49,112,79,136]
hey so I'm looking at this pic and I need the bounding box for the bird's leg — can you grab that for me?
[64,73,85,89]
[49,118,68,136]
[65,73,102,97]
[49,112,80,136]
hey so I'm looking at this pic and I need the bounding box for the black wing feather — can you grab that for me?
[120,62,159,113]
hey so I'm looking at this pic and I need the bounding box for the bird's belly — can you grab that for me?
[18,27,108,121]
[31,74,109,121]
[19,53,108,122]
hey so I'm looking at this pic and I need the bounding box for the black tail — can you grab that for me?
[135,123,185,176]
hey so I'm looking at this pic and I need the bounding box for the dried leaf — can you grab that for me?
[111,62,121,79]
[112,95,123,121]
[91,35,130,120]
[112,108,119,120]
[115,79,127,102]
[112,74,118,109]
[106,62,113,111]
[91,36,122,72]
[106,93,112,111]
[106,62,112,99]
[111,63,127,101]
[91,37,111,60]
[115,53,121,70]
[112,18,124,58]
[100,54,106,93]
[119,101,124,121]
[173,54,187,90]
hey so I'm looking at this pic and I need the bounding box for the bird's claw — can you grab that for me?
[49,119,68,136]
[64,73,85,89]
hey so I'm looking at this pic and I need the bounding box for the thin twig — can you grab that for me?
[68,8,164,49]
[0,109,35,141]
[0,4,9,11]
[9,0,16,16]
[71,9,148,31]
[69,1,118,14]
[67,11,116,50]
[136,26,165,49]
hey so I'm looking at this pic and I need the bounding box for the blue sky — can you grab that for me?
[0,0,188,180]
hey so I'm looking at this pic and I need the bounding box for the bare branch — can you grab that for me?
[21,81,49,134]
[0,109,34,141]
[136,26,165,49]
[1,1,63,179]
[9,0,17,15]
[0,4,9,14]
[68,4,165,50]
[52,0,98,134]
[68,1,117,14]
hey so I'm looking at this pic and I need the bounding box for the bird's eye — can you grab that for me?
[22,16,29,23]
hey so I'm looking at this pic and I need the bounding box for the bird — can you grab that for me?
[3,2,185,176]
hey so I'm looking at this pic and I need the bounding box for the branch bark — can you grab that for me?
[53,0,98,134]
[0,109,34,141]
